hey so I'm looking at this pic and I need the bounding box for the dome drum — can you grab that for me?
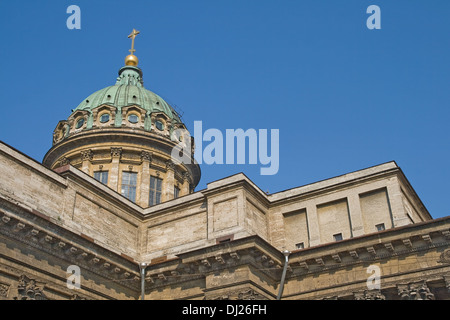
[45,59,201,207]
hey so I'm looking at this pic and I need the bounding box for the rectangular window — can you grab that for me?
[333,233,343,242]
[295,242,305,250]
[174,186,180,199]
[149,176,163,206]
[376,223,386,232]
[121,171,137,202]
[94,171,109,185]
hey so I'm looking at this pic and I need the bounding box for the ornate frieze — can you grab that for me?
[0,282,10,298]
[237,289,266,300]
[209,288,268,301]
[13,275,47,300]
[0,209,140,294]
[354,289,385,300]
[438,249,450,264]
[397,281,435,300]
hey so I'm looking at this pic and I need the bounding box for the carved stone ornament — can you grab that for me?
[60,157,70,166]
[0,283,10,298]
[80,149,93,161]
[209,288,268,300]
[397,281,435,300]
[438,249,450,264]
[13,275,47,300]
[166,160,175,171]
[444,274,450,292]
[141,151,152,162]
[111,147,123,158]
[354,289,385,300]
[237,289,265,300]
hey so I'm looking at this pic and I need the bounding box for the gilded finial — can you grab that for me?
[125,29,140,66]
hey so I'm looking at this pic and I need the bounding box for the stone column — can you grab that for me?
[182,172,191,196]
[139,151,152,207]
[165,160,175,201]
[109,147,122,193]
[80,149,93,175]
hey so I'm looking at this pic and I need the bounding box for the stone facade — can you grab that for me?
[0,140,448,300]
[0,50,448,300]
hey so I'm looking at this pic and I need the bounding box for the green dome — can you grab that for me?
[72,65,182,123]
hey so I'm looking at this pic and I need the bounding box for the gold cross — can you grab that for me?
[128,29,140,55]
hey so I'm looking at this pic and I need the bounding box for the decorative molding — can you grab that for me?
[140,151,152,162]
[438,249,450,264]
[237,289,267,300]
[444,274,450,292]
[349,250,358,259]
[0,208,140,293]
[13,275,47,300]
[332,254,341,263]
[354,289,385,300]
[80,149,93,161]
[441,230,450,240]
[210,288,268,300]
[397,281,435,300]
[110,147,122,158]
[402,239,413,249]
[165,160,175,171]
[60,157,70,166]
[0,282,10,298]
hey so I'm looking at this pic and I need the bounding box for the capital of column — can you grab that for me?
[80,149,93,161]
[111,147,123,158]
[166,160,175,171]
[141,151,152,162]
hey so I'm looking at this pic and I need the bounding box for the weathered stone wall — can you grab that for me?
[0,143,141,259]
[267,163,432,252]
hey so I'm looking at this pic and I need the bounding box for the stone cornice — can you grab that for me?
[268,161,400,205]
[287,216,450,278]
[43,129,201,187]
[142,235,285,290]
[0,198,141,294]
[0,140,67,188]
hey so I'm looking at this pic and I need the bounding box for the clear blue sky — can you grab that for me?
[0,1,448,218]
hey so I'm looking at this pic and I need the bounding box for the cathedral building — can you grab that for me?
[0,30,449,300]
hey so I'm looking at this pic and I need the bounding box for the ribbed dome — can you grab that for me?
[72,65,182,124]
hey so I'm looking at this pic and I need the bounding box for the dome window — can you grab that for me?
[128,114,139,123]
[75,118,85,129]
[155,120,164,131]
[99,113,110,123]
